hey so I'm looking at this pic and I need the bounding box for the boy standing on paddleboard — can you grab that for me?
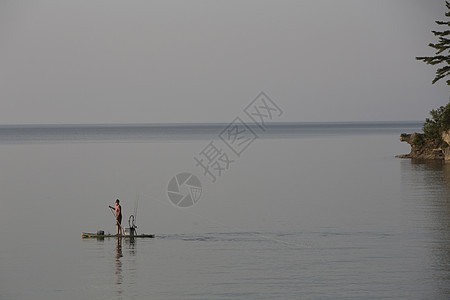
[109,199,122,235]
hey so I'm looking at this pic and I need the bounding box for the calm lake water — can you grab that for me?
[1,122,449,299]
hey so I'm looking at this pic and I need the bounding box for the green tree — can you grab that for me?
[423,101,450,142]
[416,1,450,85]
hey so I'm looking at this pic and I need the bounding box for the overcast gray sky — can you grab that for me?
[0,0,448,124]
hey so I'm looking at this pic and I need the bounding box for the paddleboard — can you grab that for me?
[82,232,155,238]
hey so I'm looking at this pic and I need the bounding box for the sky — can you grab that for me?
[0,0,449,124]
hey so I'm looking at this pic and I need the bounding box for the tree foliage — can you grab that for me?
[416,1,450,85]
[423,101,450,142]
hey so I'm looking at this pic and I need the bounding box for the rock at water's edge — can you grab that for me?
[443,131,450,160]
[396,132,446,160]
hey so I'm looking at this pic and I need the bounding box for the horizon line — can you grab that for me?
[0,120,424,127]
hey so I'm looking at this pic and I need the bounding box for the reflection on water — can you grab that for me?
[401,159,450,298]
[114,238,139,298]
[128,238,136,256]
[115,238,123,290]
[83,237,139,299]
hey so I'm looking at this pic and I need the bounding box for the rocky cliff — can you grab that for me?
[443,131,450,160]
[397,131,450,160]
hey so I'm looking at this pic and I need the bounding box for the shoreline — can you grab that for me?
[397,132,450,161]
